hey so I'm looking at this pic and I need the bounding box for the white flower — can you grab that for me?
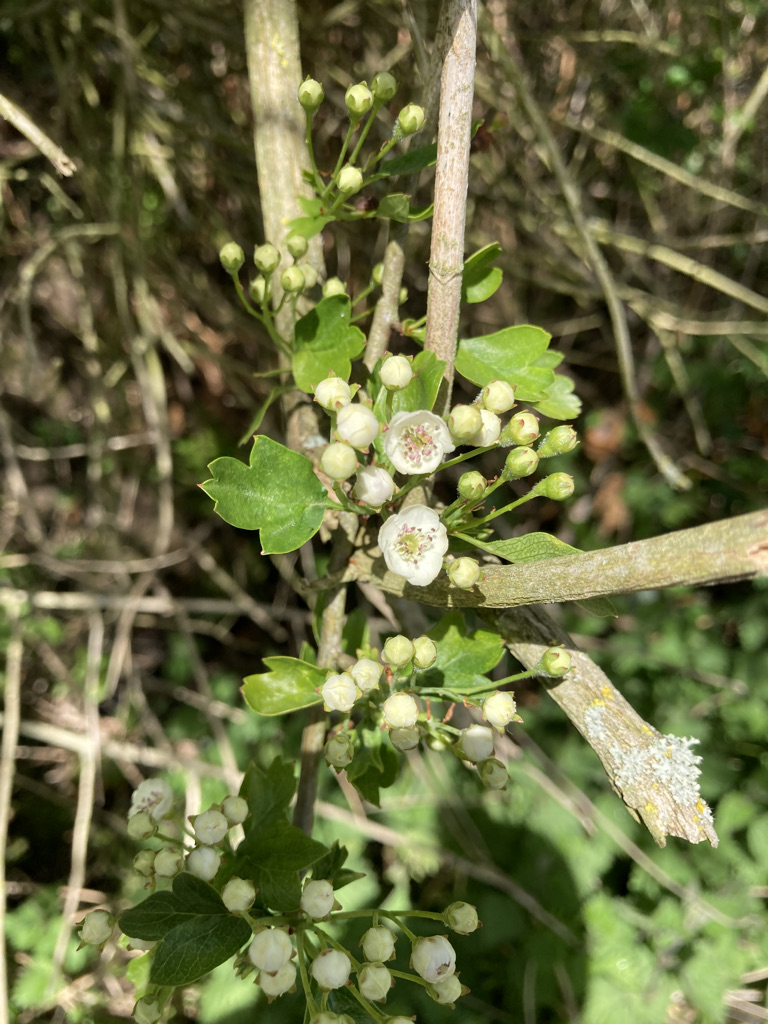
[259,960,297,997]
[321,673,359,713]
[469,409,501,447]
[186,845,221,880]
[482,691,518,732]
[193,809,228,845]
[222,877,256,912]
[336,403,379,448]
[383,693,419,729]
[384,411,455,475]
[411,935,456,984]
[310,948,351,990]
[349,658,382,693]
[315,377,351,411]
[353,466,395,507]
[249,928,293,973]
[129,778,173,821]
[378,505,448,586]
[301,879,335,919]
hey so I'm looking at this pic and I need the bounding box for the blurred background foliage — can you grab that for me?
[1,0,767,1022]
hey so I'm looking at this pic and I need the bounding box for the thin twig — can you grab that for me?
[0,91,77,176]
[0,597,22,1024]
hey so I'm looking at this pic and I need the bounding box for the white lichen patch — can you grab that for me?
[584,702,608,741]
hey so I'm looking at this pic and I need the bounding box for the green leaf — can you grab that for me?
[455,325,555,401]
[292,295,366,393]
[382,350,446,416]
[252,867,302,913]
[533,350,564,369]
[462,243,503,304]
[119,874,251,987]
[285,215,334,239]
[573,597,618,618]
[244,820,328,872]
[377,193,410,220]
[201,436,327,554]
[532,373,582,420]
[346,744,399,806]
[240,756,296,832]
[419,610,504,694]
[382,143,437,176]
[463,532,582,564]
[310,841,366,891]
[242,656,324,716]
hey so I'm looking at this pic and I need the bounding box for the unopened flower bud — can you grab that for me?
[133,849,156,877]
[537,424,579,458]
[398,286,408,304]
[445,901,480,935]
[249,277,266,304]
[503,446,539,479]
[260,961,297,997]
[482,691,518,732]
[133,996,163,1024]
[301,264,318,290]
[312,1015,355,1024]
[301,879,336,919]
[482,380,516,414]
[532,472,574,501]
[540,647,572,677]
[448,557,481,590]
[389,726,420,751]
[154,847,184,878]
[412,635,437,669]
[448,404,483,442]
[477,757,508,790]
[127,810,156,841]
[469,409,502,448]
[222,795,249,825]
[361,926,396,963]
[286,232,308,259]
[310,948,352,990]
[349,658,382,693]
[358,962,393,1001]
[337,166,364,195]
[320,442,357,480]
[193,809,228,846]
[353,466,395,508]
[398,103,425,136]
[371,263,384,286]
[383,692,419,729]
[428,974,464,1005]
[80,910,113,946]
[457,723,494,763]
[458,471,486,501]
[222,877,256,912]
[323,277,347,298]
[380,354,413,391]
[503,411,540,446]
[381,634,414,667]
[299,77,324,113]
[314,376,351,412]
[411,935,456,984]
[371,72,398,102]
[325,732,355,769]
[219,241,244,274]
[254,243,280,274]
[281,265,305,293]
[321,672,359,713]
[186,845,221,881]
[249,928,293,973]
[336,403,379,448]
[345,82,373,119]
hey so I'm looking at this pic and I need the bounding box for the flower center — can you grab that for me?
[393,523,437,564]
[401,424,438,467]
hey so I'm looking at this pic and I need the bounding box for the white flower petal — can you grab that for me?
[378,505,448,586]
[384,411,455,475]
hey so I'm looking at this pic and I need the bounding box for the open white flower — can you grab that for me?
[378,505,448,586]
[384,411,455,475]
[129,778,173,821]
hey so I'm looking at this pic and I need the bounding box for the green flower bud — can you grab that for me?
[286,232,308,259]
[477,757,508,790]
[345,82,373,119]
[323,276,347,298]
[325,732,355,769]
[222,795,249,825]
[126,809,156,841]
[371,71,398,102]
[540,647,572,677]
[502,411,540,446]
[382,634,414,667]
[482,379,516,414]
[532,472,574,501]
[398,286,408,304]
[537,424,579,458]
[133,849,156,877]
[503,446,539,479]
[398,103,425,136]
[248,277,266,305]
[320,442,358,481]
[383,692,419,729]
[448,403,483,441]
[299,77,324,113]
[412,635,437,669]
[482,690,518,732]
[380,354,413,391]
[372,262,384,286]
[389,726,420,751]
[458,470,486,500]
[254,243,280,274]
[447,557,481,590]
[133,996,164,1024]
[337,166,364,195]
[219,241,244,273]
[361,925,396,963]
[428,974,463,1006]
[445,901,480,934]
[301,263,318,290]
[154,847,183,878]
[79,909,113,946]
[280,265,306,293]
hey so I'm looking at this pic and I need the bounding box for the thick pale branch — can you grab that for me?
[339,510,768,607]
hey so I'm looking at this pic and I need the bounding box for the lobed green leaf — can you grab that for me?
[242,656,324,716]
[455,325,555,401]
[292,295,366,393]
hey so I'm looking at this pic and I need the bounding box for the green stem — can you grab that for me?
[469,490,538,529]
[304,111,324,194]
[323,123,357,201]
[295,932,320,1018]
[349,104,382,166]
